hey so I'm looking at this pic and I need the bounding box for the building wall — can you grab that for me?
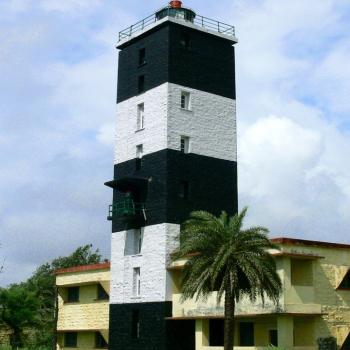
[110,223,179,304]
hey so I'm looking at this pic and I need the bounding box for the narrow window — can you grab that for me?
[131,310,140,339]
[138,48,146,66]
[97,284,109,301]
[137,103,145,130]
[180,136,190,154]
[180,33,191,49]
[239,322,255,346]
[138,75,145,93]
[65,332,78,347]
[133,267,141,296]
[209,319,224,346]
[95,332,108,348]
[181,91,191,110]
[269,330,278,347]
[136,144,143,170]
[67,287,79,303]
[179,181,189,200]
[134,228,142,254]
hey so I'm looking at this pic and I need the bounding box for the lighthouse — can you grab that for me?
[106,2,237,349]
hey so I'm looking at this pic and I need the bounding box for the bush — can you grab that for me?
[317,337,337,350]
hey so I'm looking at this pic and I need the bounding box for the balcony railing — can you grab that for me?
[118,7,235,41]
[107,201,146,221]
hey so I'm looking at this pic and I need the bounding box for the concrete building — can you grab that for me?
[56,262,110,350]
[169,237,350,350]
[105,1,238,349]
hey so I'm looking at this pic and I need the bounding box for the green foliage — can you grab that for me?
[0,244,102,349]
[173,207,282,350]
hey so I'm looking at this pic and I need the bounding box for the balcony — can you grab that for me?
[118,6,235,42]
[107,200,146,221]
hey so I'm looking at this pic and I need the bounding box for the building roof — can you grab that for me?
[272,237,350,250]
[55,262,110,275]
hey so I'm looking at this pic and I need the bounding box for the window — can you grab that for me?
[137,103,145,130]
[134,228,142,254]
[95,332,108,348]
[239,322,254,346]
[339,270,350,289]
[67,287,79,303]
[97,284,109,301]
[209,319,224,346]
[138,75,145,93]
[65,332,77,347]
[131,309,140,339]
[180,33,191,49]
[136,144,143,170]
[133,267,141,296]
[181,91,191,110]
[138,48,146,66]
[179,181,190,200]
[180,136,190,154]
[269,329,278,347]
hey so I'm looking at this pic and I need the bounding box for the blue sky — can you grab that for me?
[1,0,350,286]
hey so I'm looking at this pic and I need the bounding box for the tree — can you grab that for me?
[0,244,102,349]
[173,208,282,350]
[26,244,102,349]
[0,285,39,349]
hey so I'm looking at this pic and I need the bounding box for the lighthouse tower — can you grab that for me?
[106,2,237,349]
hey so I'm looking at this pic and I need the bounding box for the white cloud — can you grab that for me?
[39,0,103,13]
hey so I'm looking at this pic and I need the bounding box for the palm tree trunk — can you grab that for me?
[224,285,236,350]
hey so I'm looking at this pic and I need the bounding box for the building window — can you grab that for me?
[136,144,143,170]
[269,329,278,347]
[97,284,109,301]
[239,322,254,346]
[67,287,79,303]
[95,332,108,348]
[181,91,191,110]
[338,270,350,289]
[138,48,146,66]
[180,33,191,49]
[180,136,190,154]
[137,103,145,130]
[134,228,142,254]
[179,181,190,200]
[209,319,224,346]
[131,309,140,339]
[65,332,77,347]
[133,267,141,296]
[138,75,145,93]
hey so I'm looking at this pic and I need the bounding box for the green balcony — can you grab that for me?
[107,200,146,221]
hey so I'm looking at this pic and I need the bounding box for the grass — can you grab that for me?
[0,346,50,350]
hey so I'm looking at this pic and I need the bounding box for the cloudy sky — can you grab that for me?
[1,0,350,286]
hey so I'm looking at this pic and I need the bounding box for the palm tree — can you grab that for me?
[173,207,282,350]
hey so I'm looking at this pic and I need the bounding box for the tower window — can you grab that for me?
[65,332,77,347]
[67,286,79,303]
[138,75,145,93]
[133,267,141,296]
[180,136,190,154]
[136,144,143,170]
[95,332,108,348]
[138,48,146,66]
[131,309,140,339]
[180,33,191,49]
[179,181,190,200]
[137,103,145,130]
[181,91,191,110]
[134,228,142,254]
[97,284,109,301]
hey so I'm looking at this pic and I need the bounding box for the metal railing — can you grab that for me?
[107,201,146,220]
[118,9,235,41]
